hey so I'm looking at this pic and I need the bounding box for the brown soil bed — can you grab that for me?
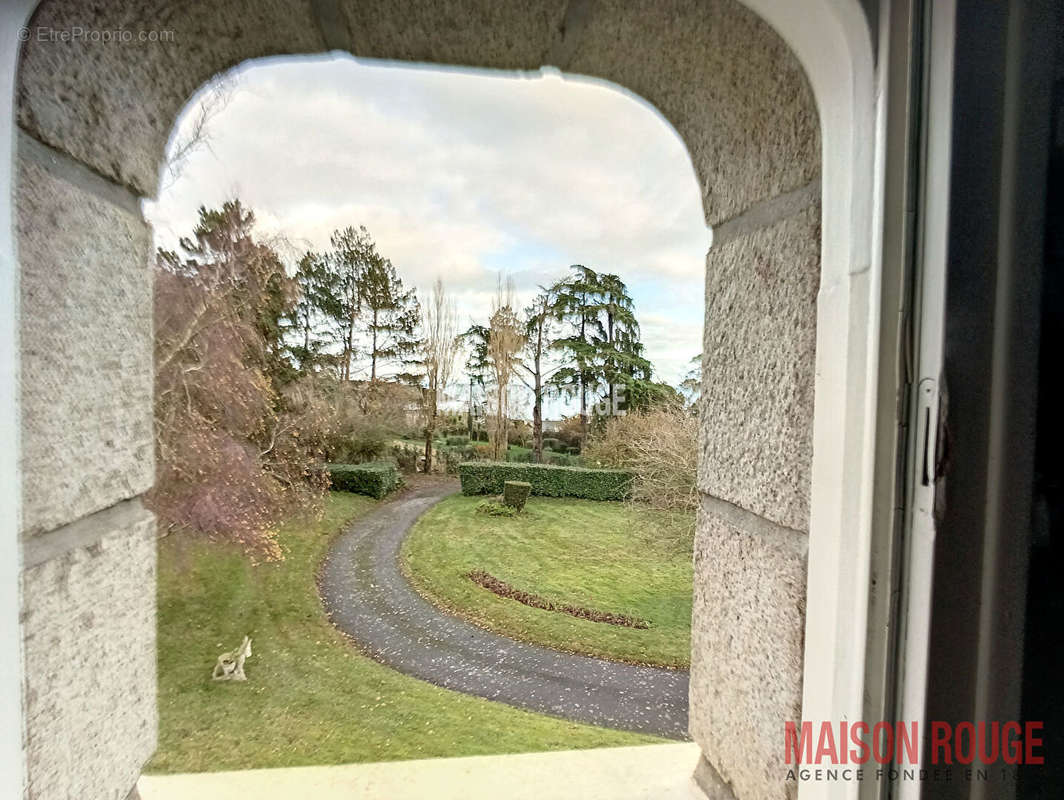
[466,569,650,629]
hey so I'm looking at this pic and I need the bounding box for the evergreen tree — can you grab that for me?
[359,254,421,382]
[174,199,294,388]
[548,265,658,437]
[328,225,377,381]
[286,250,340,375]
[548,265,605,444]
[459,323,491,440]
[593,272,652,416]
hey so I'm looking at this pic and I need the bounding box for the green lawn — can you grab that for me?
[151,492,659,774]
[401,495,694,669]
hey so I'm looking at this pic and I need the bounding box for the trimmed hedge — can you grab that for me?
[327,461,401,499]
[445,435,469,446]
[502,480,531,511]
[459,461,632,501]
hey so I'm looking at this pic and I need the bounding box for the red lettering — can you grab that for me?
[895,721,919,765]
[851,721,870,764]
[1025,722,1045,765]
[816,723,838,764]
[977,722,999,765]
[785,721,814,764]
[955,722,975,765]
[931,721,952,765]
[840,722,849,764]
[872,721,893,764]
[1002,722,1022,764]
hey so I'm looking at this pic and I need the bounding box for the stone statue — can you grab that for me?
[212,635,252,682]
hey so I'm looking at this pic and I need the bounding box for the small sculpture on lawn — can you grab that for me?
[212,635,252,682]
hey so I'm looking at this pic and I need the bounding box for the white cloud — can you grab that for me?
[143,55,708,395]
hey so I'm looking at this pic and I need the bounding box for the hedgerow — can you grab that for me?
[458,462,631,501]
[326,462,401,499]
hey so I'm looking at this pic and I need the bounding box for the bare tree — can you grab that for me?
[517,287,558,462]
[486,277,525,461]
[162,74,239,189]
[418,279,460,472]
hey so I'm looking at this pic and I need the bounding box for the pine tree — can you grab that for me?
[286,250,340,374]
[359,254,421,383]
[328,225,376,381]
[174,199,294,388]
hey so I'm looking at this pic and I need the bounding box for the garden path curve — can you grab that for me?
[318,478,689,739]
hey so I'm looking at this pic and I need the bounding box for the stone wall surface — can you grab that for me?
[699,201,821,532]
[690,188,820,799]
[336,0,568,69]
[17,0,326,196]
[14,1,821,798]
[563,0,820,225]
[690,498,807,800]
[17,148,153,537]
[21,502,156,800]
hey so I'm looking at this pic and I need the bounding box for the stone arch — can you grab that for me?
[12,2,875,799]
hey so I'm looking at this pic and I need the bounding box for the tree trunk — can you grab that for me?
[533,340,544,463]
[343,316,355,381]
[607,311,615,416]
[467,378,474,438]
[533,390,543,463]
[493,388,505,461]
[579,380,588,445]
[578,309,588,445]
[370,308,378,382]
[423,387,435,472]
[301,308,311,369]
[501,390,509,461]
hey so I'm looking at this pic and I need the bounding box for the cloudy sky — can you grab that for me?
[144,55,709,416]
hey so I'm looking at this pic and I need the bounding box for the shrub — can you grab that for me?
[327,461,402,499]
[507,425,530,446]
[459,462,632,501]
[442,446,472,475]
[542,437,561,452]
[326,426,388,464]
[584,403,698,513]
[475,500,519,517]
[502,480,531,511]
[390,444,419,474]
[446,435,469,446]
[553,415,585,449]
[547,452,572,467]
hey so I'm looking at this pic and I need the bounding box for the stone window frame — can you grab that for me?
[0,1,883,798]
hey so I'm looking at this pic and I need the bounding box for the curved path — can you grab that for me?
[319,479,689,739]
